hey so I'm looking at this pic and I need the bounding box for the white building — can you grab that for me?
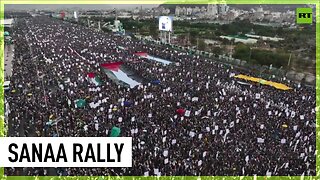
[201,6,207,12]
[245,34,284,42]
[220,35,258,44]
[133,7,140,14]
[193,7,200,13]
[175,6,181,16]
[162,8,170,15]
[180,7,187,15]
[271,12,281,18]
[257,6,263,12]
[219,4,229,15]
[207,4,218,17]
[186,7,193,15]
[229,9,240,18]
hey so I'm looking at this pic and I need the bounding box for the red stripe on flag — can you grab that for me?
[134,52,148,57]
[87,72,95,78]
[100,62,123,72]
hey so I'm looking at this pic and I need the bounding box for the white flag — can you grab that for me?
[257,138,265,143]
[164,158,169,164]
[118,117,123,122]
[185,110,191,117]
[192,97,199,102]
[162,137,166,143]
[189,131,195,137]
[163,150,168,157]
[203,151,207,157]
[172,139,176,145]
[245,155,249,164]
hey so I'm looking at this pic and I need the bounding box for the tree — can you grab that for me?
[198,39,206,51]
[149,23,158,38]
[190,34,196,46]
[250,49,289,68]
[233,44,251,61]
[211,47,222,55]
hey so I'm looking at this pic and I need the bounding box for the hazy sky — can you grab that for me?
[5,4,160,11]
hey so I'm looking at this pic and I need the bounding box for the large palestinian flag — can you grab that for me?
[100,62,123,72]
[87,72,102,86]
[134,52,148,57]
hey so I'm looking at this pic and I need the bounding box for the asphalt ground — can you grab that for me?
[4,44,14,80]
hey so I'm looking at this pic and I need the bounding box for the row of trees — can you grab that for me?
[233,43,315,73]
[76,17,314,72]
[233,44,291,69]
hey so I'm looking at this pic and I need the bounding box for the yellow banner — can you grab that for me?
[234,74,292,91]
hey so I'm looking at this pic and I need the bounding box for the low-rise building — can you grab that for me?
[245,34,284,42]
[220,35,258,44]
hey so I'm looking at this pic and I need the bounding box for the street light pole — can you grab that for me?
[287,52,292,68]
[249,47,252,62]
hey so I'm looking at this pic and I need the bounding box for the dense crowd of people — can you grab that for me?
[5,16,316,176]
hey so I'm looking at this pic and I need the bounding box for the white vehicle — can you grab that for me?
[3,81,10,91]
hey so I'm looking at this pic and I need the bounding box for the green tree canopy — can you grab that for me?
[233,44,251,61]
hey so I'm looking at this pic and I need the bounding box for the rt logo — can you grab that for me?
[296,8,312,24]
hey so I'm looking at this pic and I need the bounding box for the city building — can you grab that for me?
[219,4,229,15]
[220,35,258,44]
[200,6,207,13]
[207,4,218,17]
[175,6,181,16]
[244,34,284,42]
[133,7,140,14]
[162,8,170,15]
[186,7,193,15]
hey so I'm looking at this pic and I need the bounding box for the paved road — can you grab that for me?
[4,44,14,137]
[4,44,14,80]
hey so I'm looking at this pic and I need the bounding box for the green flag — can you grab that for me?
[110,126,121,137]
[75,99,86,108]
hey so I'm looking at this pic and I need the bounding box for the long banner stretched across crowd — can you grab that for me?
[234,74,292,90]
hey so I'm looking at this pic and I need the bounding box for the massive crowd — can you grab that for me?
[5,16,316,176]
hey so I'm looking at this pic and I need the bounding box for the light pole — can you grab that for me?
[287,52,292,69]
[249,46,252,62]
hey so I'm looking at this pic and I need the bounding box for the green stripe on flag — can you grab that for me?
[93,77,102,86]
